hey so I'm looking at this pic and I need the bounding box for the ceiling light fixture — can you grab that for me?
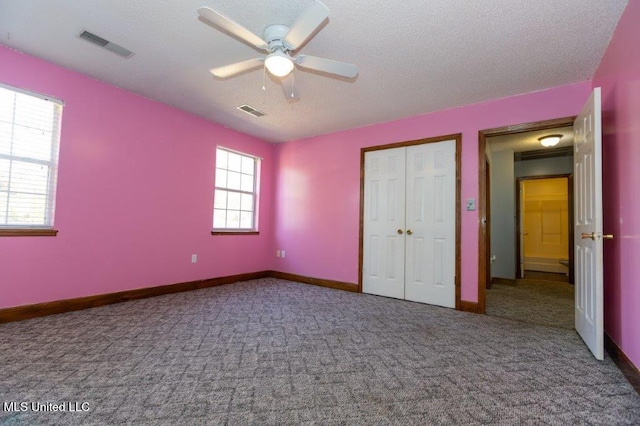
[264,50,294,77]
[539,134,562,147]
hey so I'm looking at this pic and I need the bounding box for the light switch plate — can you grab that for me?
[466,198,476,211]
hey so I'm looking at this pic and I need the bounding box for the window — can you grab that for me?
[0,84,63,234]
[213,147,259,232]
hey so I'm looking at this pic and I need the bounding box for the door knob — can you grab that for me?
[397,229,403,235]
[581,232,615,240]
[406,229,413,235]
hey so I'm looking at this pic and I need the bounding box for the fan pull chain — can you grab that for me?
[262,65,267,91]
[291,72,295,98]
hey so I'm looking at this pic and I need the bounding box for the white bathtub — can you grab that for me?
[524,256,569,274]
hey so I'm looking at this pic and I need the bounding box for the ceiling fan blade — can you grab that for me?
[198,7,268,50]
[210,58,265,78]
[281,72,299,100]
[295,55,359,78]
[284,1,329,50]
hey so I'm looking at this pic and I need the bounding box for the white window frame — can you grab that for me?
[212,146,260,233]
[0,83,63,234]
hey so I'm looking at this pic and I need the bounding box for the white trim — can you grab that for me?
[0,83,63,228]
[213,147,260,231]
[0,225,54,230]
[216,145,263,161]
[0,82,64,105]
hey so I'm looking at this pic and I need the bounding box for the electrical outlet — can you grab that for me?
[276,250,281,257]
[281,250,286,258]
[191,254,197,263]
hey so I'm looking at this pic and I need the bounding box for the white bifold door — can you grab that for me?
[362,140,456,308]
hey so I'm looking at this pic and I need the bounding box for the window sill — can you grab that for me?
[211,231,259,236]
[0,229,58,237]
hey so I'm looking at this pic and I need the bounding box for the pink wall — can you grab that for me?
[273,82,591,302]
[0,46,275,309]
[592,1,640,368]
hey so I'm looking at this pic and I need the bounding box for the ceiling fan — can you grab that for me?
[197,1,359,99]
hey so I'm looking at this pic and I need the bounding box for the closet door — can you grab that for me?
[404,140,456,308]
[362,148,406,299]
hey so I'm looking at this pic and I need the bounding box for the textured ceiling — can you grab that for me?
[0,0,628,143]
[489,127,574,153]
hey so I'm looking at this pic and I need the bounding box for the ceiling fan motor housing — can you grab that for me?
[264,24,292,53]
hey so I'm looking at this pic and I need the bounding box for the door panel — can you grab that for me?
[411,236,425,284]
[405,141,456,307]
[362,148,406,299]
[574,87,604,360]
[433,238,445,287]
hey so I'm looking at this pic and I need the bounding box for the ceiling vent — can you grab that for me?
[78,30,134,58]
[237,104,266,118]
[514,146,573,162]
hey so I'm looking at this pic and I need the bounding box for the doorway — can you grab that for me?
[482,126,576,328]
[516,175,574,283]
[479,90,605,359]
[477,116,576,314]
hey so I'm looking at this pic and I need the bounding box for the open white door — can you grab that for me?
[574,87,604,360]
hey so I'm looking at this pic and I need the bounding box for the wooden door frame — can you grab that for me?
[568,174,574,284]
[359,133,462,310]
[485,155,492,289]
[478,117,576,313]
[515,174,574,281]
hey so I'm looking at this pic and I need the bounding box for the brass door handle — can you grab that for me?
[406,229,413,235]
[397,229,403,235]
[581,232,615,240]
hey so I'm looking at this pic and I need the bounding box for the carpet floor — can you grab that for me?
[1,278,639,425]
[522,271,569,283]
[486,277,574,329]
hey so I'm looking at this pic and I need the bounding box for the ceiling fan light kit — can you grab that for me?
[265,51,294,77]
[197,0,358,99]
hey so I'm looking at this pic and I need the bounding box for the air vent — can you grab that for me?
[237,104,266,118]
[78,30,134,58]
[514,146,573,162]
